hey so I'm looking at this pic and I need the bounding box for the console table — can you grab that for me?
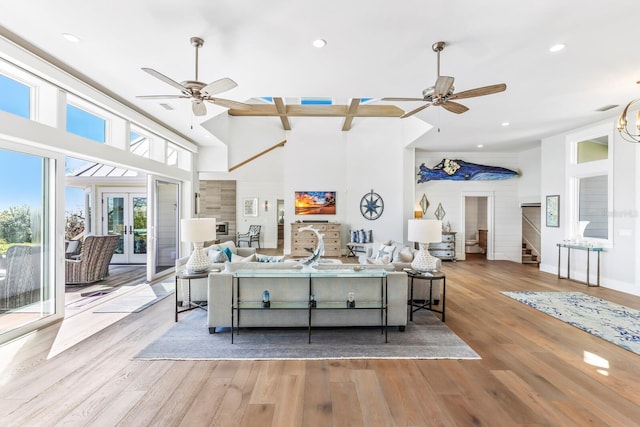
[557,243,604,287]
[232,269,388,343]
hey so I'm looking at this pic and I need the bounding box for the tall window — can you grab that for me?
[0,73,30,118]
[0,148,52,336]
[566,124,613,245]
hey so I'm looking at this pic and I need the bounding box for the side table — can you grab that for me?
[405,269,446,322]
[175,269,213,322]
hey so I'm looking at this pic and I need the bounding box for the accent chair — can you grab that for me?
[65,234,120,285]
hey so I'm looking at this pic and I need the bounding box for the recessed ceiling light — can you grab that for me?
[62,33,80,43]
[477,144,484,148]
[312,38,327,48]
[549,43,565,53]
[501,122,510,127]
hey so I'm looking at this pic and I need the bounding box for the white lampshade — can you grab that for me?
[181,218,216,243]
[407,219,442,272]
[180,218,216,273]
[408,219,442,244]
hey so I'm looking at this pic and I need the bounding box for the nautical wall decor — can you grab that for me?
[360,190,384,220]
[417,158,520,183]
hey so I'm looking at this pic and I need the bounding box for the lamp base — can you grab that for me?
[411,244,439,272]
[185,242,211,273]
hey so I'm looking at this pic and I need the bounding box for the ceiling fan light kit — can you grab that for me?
[382,40,507,118]
[138,36,251,116]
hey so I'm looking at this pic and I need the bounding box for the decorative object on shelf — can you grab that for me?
[294,191,336,215]
[420,193,430,215]
[546,195,559,227]
[444,221,452,232]
[617,95,640,143]
[408,219,443,271]
[297,225,325,270]
[577,221,590,244]
[243,197,258,216]
[434,203,446,221]
[417,158,519,182]
[181,218,216,273]
[347,292,356,308]
[360,189,384,220]
[262,290,270,308]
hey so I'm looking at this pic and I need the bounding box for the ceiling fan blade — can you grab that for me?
[450,83,507,100]
[192,100,207,116]
[382,97,426,101]
[400,103,430,118]
[201,77,238,96]
[141,68,191,95]
[206,97,252,110]
[136,95,190,99]
[441,101,469,114]
[434,76,455,96]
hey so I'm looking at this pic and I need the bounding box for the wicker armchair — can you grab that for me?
[65,235,120,285]
[237,225,261,248]
[0,245,41,310]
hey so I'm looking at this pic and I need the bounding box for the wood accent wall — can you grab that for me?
[199,180,236,243]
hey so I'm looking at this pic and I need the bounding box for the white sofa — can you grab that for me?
[175,240,257,302]
[207,262,408,333]
[359,241,443,304]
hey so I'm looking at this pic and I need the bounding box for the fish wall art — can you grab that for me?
[417,158,520,183]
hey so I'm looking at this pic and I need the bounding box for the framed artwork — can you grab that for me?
[546,195,559,227]
[243,198,258,217]
[294,191,336,215]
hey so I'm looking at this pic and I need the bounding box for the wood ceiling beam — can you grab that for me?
[227,101,404,131]
[273,97,291,130]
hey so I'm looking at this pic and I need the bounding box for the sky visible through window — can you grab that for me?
[0,76,94,212]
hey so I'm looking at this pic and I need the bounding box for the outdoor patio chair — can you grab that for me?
[237,225,261,248]
[0,244,41,310]
[65,234,120,285]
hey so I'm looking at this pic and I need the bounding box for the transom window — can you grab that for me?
[0,73,30,118]
[66,104,106,143]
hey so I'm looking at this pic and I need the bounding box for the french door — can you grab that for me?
[102,192,147,264]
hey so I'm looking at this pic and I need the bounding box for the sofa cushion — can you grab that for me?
[224,261,303,272]
[208,240,239,255]
[209,248,230,263]
[374,243,396,261]
[231,253,257,263]
[256,253,285,263]
[366,256,391,265]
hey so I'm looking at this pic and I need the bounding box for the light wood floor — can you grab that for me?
[1,256,640,426]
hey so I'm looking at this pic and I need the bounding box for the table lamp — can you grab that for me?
[181,218,216,273]
[408,219,442,271]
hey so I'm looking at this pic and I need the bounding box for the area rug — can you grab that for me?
[502,291,640,355]
[93,280,174,313]
[135,310,480,360]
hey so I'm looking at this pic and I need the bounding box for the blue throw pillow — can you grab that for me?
[223,247,233,262]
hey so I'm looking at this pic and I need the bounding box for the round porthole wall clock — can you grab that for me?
[360,190,384,220]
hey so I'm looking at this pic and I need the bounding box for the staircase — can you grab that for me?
[522,242,540,265]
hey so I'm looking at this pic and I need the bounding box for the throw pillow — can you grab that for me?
[223,247,233,262]
[398,246,414,262]
[231,253,256,263]
[256,253,285,263]
[374,243,396,261]
[209,248,229,263]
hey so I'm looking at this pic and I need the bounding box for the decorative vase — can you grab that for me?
[577,221,590,244]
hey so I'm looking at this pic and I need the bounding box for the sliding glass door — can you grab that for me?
[147,177,180,280]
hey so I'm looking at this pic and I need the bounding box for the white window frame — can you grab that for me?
[565,123,614,248]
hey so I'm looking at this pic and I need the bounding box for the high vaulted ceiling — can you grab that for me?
[1,0,639,152]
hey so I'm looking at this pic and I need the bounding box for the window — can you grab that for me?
[0,147,53,336]
[0,73,30,118]
[566,124,613,246]
[130,131,150,158]
[66,104,106,143]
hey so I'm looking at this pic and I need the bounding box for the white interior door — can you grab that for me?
[102,192,147,264]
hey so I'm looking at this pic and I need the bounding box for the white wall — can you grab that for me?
[540,119,639,295]
[415,152,527,262]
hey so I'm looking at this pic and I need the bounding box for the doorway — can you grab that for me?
[460,192,494,261]
[102,191,147,264]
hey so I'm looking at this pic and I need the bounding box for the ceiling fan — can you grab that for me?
[383,41,506,118]
[137,36,251,116]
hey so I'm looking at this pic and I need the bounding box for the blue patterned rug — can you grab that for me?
[502,291,640,355]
